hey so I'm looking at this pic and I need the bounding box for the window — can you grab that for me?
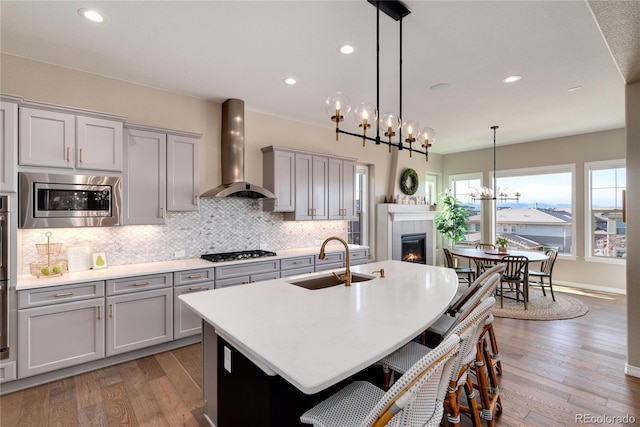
[495,165,575,256]
[424,174,438,205]
[348,165,369,246]
[586,160,626,261]
[450,173,482,244]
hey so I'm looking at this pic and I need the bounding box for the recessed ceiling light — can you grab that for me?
[502,75,522,83]
[338,44,355,55]
[567,86,582,92]
[283,77,297,85]
[430,83,451,91]
[78,8,105,23]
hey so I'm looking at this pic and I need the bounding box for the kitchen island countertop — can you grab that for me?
[179,260,457,395]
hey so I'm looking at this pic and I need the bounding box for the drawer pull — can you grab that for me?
[54,292,73,297]
[292,261,301,265]
[188,286,203,291]
[132,282,150,287]
[187,275,203,280]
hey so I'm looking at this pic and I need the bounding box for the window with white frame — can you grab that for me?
[449,173,482,243]
[586,160,626,261]
[495,165,574,256]
[348,165,369,246]
[424,173,438,206]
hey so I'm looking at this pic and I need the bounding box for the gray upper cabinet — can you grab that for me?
[124,127,167,225]
[19,103,125,171]
[285,153,328,221]
[124,125,200,225]
[262,146,295,212]
[0,100,18,192]
[167,134,199,211]
[328,158,356,220]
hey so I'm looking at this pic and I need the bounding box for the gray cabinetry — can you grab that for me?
[286,153,328,221]
[124,125,200,225]
[106,273,172,295]
[328,158,356,220]
[261,147,295,212]
[215,259,280,288]
[174,268,214,339]
[315,252,345,272]
[106,287,173,356]
[19,104,124,171]
[123,127,167,225]
[280,255,315,277]
[167,134,199,211]
[349,248,370,266]
[17,282,106,378]
[1,99,18,192]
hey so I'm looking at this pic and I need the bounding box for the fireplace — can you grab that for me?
[376,204,437,265]
[401,233,427,264]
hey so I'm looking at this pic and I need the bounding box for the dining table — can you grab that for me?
[449,247,549,308]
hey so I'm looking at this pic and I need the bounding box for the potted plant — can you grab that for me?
[496,237,509,252]
[435,189,469,248]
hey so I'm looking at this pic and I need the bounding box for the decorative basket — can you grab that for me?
[29,259,69,278]
[35,242,63,256]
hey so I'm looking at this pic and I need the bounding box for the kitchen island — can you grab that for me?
[180,259,458,426]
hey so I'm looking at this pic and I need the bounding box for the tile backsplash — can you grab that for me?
[19,198,347,274]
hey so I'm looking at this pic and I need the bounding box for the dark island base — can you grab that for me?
[217,337,384,427]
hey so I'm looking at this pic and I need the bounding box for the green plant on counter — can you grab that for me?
[435,189,469,247]
[496,237,509,248]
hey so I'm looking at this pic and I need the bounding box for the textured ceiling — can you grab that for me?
[589,0,640,84]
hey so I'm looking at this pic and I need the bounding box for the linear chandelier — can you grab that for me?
[470,126,523,202]
[324,0,435,161]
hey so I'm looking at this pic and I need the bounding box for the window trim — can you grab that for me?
[584,159,626,265]
[495,164,576,259]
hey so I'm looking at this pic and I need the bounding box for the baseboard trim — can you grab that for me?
[0,335,200,395]
[624,363,640,378]
[554,280,626,295]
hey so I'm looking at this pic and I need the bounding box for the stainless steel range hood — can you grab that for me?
[200,99,276,199]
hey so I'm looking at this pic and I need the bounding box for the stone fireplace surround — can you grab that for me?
[376,204,438,266]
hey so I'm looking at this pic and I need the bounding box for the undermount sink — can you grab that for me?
[289,273,375,290]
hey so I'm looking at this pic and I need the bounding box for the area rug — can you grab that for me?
[456,285,589,320]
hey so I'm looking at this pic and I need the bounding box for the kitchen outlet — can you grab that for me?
[224,346,232,373]
[174,250,185,258]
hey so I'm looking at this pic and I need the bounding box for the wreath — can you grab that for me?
[400,168,419,195]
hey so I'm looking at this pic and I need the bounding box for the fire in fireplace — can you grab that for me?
[401,233,427,264]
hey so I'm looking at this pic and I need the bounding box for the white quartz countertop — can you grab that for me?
[16,244,369,290]
[179,260,457,394]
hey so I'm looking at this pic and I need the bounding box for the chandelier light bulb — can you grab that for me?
[325,92,351,141]
[354,103,377,146]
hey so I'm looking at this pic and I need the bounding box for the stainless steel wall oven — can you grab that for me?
[18,172,122,228]
[1,195,9,359]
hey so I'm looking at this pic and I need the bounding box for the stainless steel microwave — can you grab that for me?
[18,172,122,228]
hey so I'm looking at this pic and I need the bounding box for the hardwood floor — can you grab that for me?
[1,287,638,426]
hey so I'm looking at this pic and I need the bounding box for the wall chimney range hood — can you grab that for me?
[200,99,276,199]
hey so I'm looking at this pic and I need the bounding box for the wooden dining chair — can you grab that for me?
[474,243,497,276]
[498,255,529,309]
[528,249,558,301]
[443,248,475,285]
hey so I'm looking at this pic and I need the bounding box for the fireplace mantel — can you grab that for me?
[376,204,438,265]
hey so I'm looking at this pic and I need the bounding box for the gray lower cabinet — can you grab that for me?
[215,259,280,288]
[18,296,105,378]
[280,255,315,278]
[315,252,345,272]
[174,283,214,339]
[350,248,370,266]
[106,287,173,356]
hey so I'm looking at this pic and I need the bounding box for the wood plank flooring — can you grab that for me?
[1,287,638,426]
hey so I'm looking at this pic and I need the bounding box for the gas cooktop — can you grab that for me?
[201,250,277,263]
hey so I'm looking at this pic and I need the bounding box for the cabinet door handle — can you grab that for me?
[109,304,113,317]
[187,275,202,280]
[292,261,300,265]
[193,195,199,205]
[79,148,84,162]
[132,282,150,287]
[66,147,71,161]
[54,292,73,298]
[188,286,203,291]
[160,207,165,218]
[97,306,102,320]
